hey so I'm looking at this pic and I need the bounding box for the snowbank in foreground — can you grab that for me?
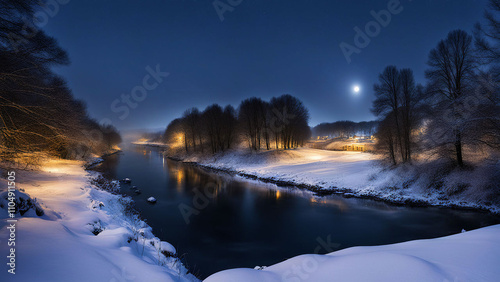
[205,224,500,282]
[0,159,198,282]
[174,148,500,213]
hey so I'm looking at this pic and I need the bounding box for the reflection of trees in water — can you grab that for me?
[309,197,350,212]
[165,159,227,195]
[164,155,357,214]
[131,145,154,160]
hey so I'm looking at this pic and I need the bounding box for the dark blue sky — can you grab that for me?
[44,0,488,130]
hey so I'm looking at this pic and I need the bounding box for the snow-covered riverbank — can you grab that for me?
[168,147,500,213]
[205,224,500,282]
[0,159,198,282]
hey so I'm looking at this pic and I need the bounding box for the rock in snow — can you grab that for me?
[147,197,157,203]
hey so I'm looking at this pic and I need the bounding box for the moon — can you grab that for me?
[353,85,360,93]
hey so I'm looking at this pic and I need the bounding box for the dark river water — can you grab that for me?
[97,145,500,279]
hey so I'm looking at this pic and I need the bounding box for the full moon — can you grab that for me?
[353,85,360,93]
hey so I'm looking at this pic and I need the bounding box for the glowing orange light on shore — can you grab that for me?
[276,190,281,199]
[170,133,185,148]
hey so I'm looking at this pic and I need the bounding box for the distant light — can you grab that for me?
[353,85,360,93]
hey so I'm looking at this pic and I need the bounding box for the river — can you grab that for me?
[96,145,500,279]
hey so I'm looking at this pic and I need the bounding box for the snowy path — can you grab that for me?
[0,160,198,282]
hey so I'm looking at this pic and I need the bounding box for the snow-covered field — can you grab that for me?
[174,147,500,213]
[205,224,500,282]
[0,159,198,282]
[2,147,498,282]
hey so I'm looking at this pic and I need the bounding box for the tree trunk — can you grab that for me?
[455,130,464,167]
[393,110,405,162]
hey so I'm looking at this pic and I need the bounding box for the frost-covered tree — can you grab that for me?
[425,30,476,167]
[0,0,121,161]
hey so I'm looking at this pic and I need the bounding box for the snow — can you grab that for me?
[84,156,104,169]
[132,141,168,148]
[205,224,500,282]
[175,148,500,213]
[0,159,198,282]
[2,147,497,281]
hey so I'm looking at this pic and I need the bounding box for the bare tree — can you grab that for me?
[473,0,500,151]
[164,118,184,145]
[399,68,422,161]
[474,0,500,67]
[222,105,237,150]
[270,94,310,149]
[425,29,476,167]
[0,0,122,162]
[238,97,266,150]
[375,115,397,165]
[182,108,200,151]
[372,66,404,163]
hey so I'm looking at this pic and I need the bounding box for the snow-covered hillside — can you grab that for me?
[0,159,198,282]
[205,224,500,282]
[173,147,500,213]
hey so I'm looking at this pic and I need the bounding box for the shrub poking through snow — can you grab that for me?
[90,175,120,194]
[87,220,105,236]
[89,200,105,210]
[162,250,176,258]
[0,190,44,216]
[1,160,197,281]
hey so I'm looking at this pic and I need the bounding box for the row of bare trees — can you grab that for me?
[0,0,121,162]
[164,105,237,154]
[373,2,500,167]
[372,66,423,164]
[238,95,310,150]
[164,94,311,153]
[313,121,378,139]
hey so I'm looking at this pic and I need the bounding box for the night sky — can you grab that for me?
[44,0,487,130]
